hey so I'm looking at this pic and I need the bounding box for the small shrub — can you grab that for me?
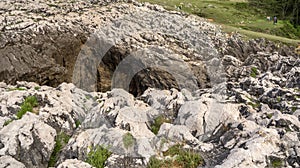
[86,146,112,168]
[148,144,204,168]
[151,115,171,135]
[291,106,297,112]
[16,96,38,119]
[122,132,135,150]
[48,132,70,167]
[250,67,259,78]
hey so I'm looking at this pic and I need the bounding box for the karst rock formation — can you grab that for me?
[0,0,299,167]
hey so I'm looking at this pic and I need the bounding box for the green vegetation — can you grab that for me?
[150,115,171,135]
[122,132,135,149]
[48,132,71,167]
[75,120,81,128]
[138,0,300,45]
[248,101,261,109]
[47,3,59,8]
[276,96,282,102]
[250,67,259,78]
[248,0,300,28]
[148,144,204,168]
[86,146,112,168]
[3,119,13,126]
[291,106,297,112]
[266,113,273,119]
[34,86,41,90]
[270,157,283,168]
[16,96,38,119]
[8,87,26,91]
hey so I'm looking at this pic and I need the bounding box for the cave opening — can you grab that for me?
[96,46,180,97]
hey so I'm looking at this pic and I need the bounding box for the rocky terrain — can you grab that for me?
[0,0,299,168]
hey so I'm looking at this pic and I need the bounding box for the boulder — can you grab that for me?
[0,113,56,168]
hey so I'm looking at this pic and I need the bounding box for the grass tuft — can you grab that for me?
[16,96,38,119]
[48,132,70,167]
[34,86,41,90]
[122,132,135,150]
[86,145,112,168]
[3,119,13,126]
[8,87,26,91]
[75,120,81,128]
[250,67,259,78]
[148,144,204,168]
[150,115,171,135]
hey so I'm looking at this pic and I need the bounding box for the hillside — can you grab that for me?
[0,0,299,168]
[138,0,300,46]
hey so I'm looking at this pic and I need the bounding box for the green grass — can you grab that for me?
[34,86,41,90]
[122,132,135,150]
[86,146,112,168]
[291,106,297,112]
[3,119,13,126]
[16,96,38,119]
[247,101,261,109]
[270,157,283,168]
[8,87,26,91]
[48,132,71,167]
[222,25,300,46]
[148,144,204,168]
[150,115,171,135]
[250,67,259,78]
[138,0,300,46]
[75,120,81,128]
[266,113,273,119]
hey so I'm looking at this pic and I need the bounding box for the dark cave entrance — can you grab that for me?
[96,46,180,97]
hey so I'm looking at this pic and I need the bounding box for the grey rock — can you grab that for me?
[0,155,26,168]
[57,159,93,168]
[0,113,56,168]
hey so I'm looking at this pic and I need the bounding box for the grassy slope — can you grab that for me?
[138,0,300,46]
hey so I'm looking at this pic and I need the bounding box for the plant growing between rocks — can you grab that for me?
[16,95,39,119]
[75,119,81,128]
[122,132,135,150]
[269,156,283,168]
[86,145,112,168]
[250,67,259,78]
[8,87,26,91]
[48,132,71,167]
[150,115,171,135]
[34,86,41,90]
[148,144,204,168]
[3,119,13,126]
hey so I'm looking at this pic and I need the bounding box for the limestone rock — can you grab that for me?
[0,155,26,168]
[0,113,56,168]
[57,159,93,168]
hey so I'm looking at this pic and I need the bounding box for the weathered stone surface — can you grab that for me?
[0,113,56,168]
[57,159,93,168]
[0,155,26,168]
